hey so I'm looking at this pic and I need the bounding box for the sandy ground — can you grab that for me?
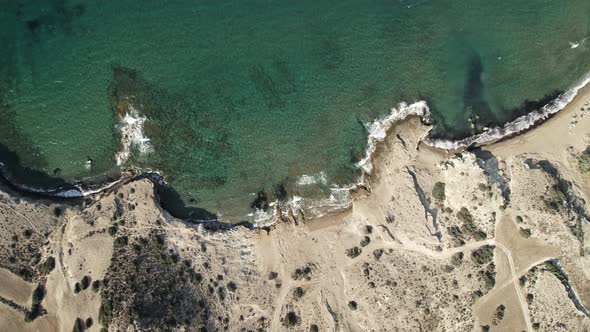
[1,86,590,331]
[0,268,33,307]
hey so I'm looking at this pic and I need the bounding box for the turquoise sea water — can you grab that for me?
[1,0,590,220]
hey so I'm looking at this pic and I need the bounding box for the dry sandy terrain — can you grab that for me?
[1,87,590,331]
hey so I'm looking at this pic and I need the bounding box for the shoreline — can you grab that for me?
[3,75,590,331]
[425,74,590,150]
[1,74,590,225]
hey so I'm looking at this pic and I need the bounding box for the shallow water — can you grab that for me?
[1,0,590,220]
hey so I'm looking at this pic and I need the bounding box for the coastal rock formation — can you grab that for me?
[2,90,590,331]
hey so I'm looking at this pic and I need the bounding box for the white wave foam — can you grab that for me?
[357,101,431,173]
[253,207,275,223]
[425,74,590,150]
[24,73,589,226]
[7,183,83,198]
[570,37,588,49]
[260,73,590,225]
[53,189,84,198]
[78,177,127,196]
[115,105,153,166]
[277,179,362,223]
[296,171,328,185]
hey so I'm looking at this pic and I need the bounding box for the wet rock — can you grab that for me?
[251,191,269,211]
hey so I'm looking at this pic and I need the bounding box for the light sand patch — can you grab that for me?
[0,268,33,307]
[496,214,560,274]
[0,305,58,332]
[474,277,528,331]
[526,271,590,331]
[488,82,590,159]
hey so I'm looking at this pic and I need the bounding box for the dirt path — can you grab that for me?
[496,242,533,331]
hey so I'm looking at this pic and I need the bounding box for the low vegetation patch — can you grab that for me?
[519,227,531,239]
[432,182,446,202]
[471,245,494,265]
[492,304,506,325]
[346,246,362,259]
[373,249,384,260]
[283,311,300,327]
[38,256,56,275]
[99,230,215,331]
[293,287,305,299]
[457,207,487,241]
[25,284,47,322]
[360,236,371,247]
[478,263,496,292]
[450,252,464,266]
[578,150,590,173]
[73,317,85,332]
[292,264,315,281]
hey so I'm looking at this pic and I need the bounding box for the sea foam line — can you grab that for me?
[357,101,431,173]
[7,74,590,223]
[248,75,590,223]
[296,171,328,186]
[425,74,590,150]
[272,74,590,223]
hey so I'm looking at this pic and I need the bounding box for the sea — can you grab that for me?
[1,0,589,222]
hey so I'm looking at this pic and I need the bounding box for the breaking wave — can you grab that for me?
[296,172,328,186]
[3,75,590,226]
[426,75,590,149]
[250,182,361,225]
[357,101,431,173]
[258,74,590,224]
[115,104,153,166]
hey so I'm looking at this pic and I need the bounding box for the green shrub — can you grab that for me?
[451,252,464,266]
[81,276,92,290]
[293,287,305,298]
[107,225,118,236]
[432,182,446,201]
[73,317,85,332]
[345,247,362,258]
[99,300,113,326]
[579,152,590,173]
[39,256,56,275]
[493,304,506,324]
[457,207,473,224]
[457,207,487,240]
[360,236,371,247]
[32,284,46,306]
[519,227,531,239]
[471,245,495,265]
[25,304,43,322]
[284,311,300,326]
